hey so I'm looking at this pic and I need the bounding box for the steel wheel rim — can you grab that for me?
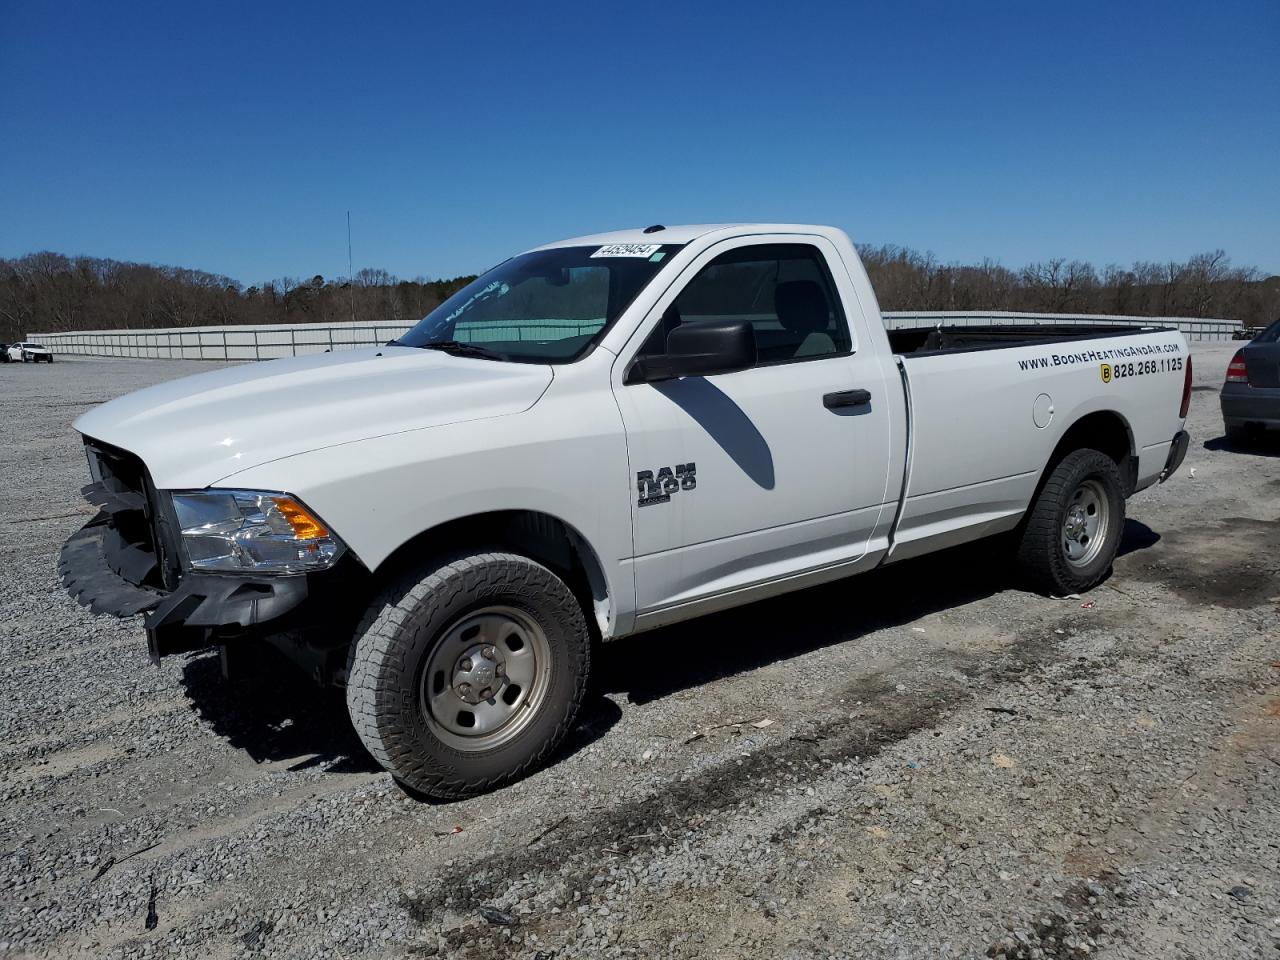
[420,605,551,752]
[1061,478,1110,569]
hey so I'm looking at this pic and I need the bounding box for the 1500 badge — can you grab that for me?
[637,463,696,507]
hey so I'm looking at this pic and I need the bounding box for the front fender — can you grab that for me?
[218,399,637,636]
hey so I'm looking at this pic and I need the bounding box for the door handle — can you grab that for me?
[823,388,872,409]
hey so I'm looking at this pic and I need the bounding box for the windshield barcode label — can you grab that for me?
[591,244,662,258]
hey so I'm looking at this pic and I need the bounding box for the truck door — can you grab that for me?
[613,236,893,624]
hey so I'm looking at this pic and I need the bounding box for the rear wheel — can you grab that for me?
[345,550,590,799]
[1016,448,1125,595]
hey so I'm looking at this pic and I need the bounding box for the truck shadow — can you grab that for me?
[175,519,1160,775]
[654,378,775,489]
[599,518,1160,706]
[177,644,623,775]
[178,652,380,772]
[1116,518,1159,557]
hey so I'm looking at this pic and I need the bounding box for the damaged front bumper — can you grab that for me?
[59,438,364,673]
[60,509,312,662]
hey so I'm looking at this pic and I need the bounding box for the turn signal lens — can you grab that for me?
[272,497,329,540]
[1225,351,1249,384]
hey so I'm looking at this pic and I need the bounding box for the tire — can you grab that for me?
[1015,448,1126,595]
[345,550,590,799]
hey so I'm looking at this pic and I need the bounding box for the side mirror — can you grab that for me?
[627,319,758,384]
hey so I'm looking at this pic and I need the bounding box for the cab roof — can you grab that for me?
[531,223,838,251]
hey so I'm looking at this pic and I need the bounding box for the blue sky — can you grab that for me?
[2,1,1277,285]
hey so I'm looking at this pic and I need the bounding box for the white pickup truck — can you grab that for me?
[61,224,1191,797]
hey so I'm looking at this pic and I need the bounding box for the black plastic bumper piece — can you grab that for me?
[145,572,308,631]
[145,571,308,657]
[1160,430,1190,482]
[59,515,166,617]
[144,575,310,663]
[60,513,312,662]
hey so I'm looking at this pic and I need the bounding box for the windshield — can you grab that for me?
[1255,318,1280,343]
[397,244,683,362]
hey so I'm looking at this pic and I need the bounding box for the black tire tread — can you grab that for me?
[345,550,589,800]
[1016,448,1125,595]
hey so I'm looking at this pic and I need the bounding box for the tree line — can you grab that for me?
[2,246,1276,344]
[0,252,476,343]
[859,245,1278,325]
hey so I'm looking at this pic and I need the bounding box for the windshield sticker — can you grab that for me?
[592,243,663,259]
[444,280,508,323]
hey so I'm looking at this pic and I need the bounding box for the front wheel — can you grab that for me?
[1016,448,1126,595]
[345,550,590,799]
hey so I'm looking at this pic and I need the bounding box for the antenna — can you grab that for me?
[347,211,356,323]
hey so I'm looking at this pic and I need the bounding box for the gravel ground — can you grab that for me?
[0,344,1276,959]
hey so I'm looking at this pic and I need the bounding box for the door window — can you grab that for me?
[639,243,851,364]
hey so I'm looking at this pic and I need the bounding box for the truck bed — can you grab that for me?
[887,323,1169,356]
[884,323,1189,563]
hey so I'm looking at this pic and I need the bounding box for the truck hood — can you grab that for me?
[75,346,553,489]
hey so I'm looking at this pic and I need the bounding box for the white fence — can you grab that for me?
[882,311,1241,341]
[27,320,414,361]
[29,310,1242,361]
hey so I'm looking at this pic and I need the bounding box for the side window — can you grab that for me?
[640,243,851,364]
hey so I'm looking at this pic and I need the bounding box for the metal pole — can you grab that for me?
[347,212,356,323]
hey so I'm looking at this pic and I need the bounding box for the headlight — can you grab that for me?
[169,490,344,574]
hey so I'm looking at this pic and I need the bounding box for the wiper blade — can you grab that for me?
[416,339,505,360]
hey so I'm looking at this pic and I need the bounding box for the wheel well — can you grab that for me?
[1046,410,1136,493]
[375,510,612,639]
